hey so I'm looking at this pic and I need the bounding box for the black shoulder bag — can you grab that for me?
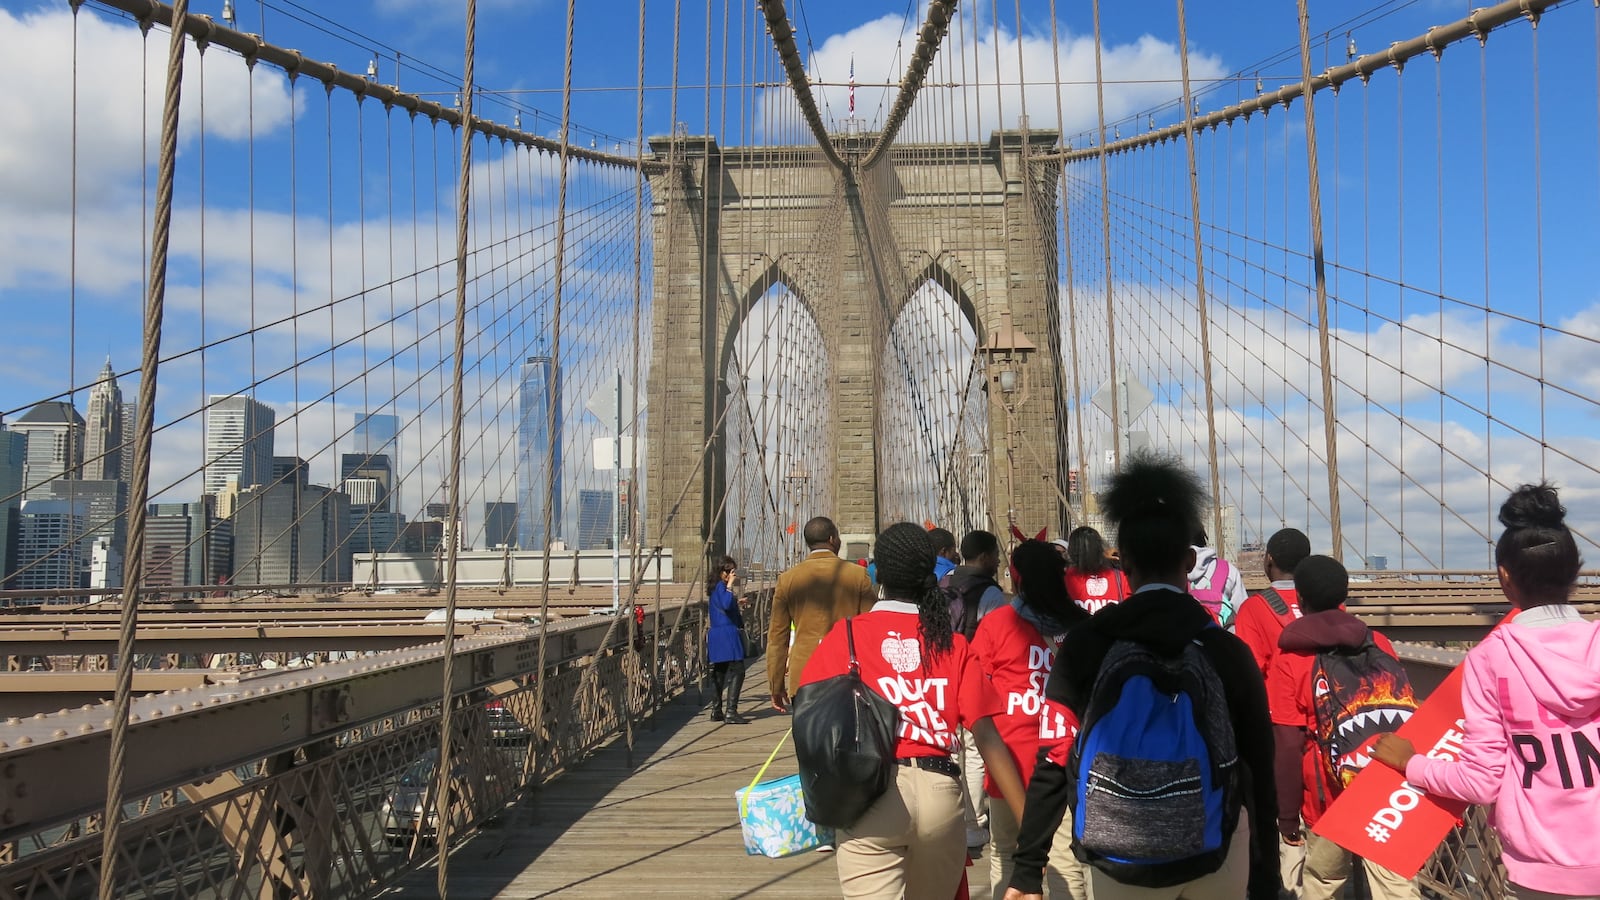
[791,617,901,828]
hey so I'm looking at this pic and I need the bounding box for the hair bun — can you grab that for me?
[1499,482,1567,531]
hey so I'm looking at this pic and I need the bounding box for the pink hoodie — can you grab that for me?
[1406,605,1600,895]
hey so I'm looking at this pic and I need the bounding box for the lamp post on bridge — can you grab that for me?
[979,311,1036,560]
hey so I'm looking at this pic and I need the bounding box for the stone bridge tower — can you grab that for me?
[646,130,1067,575]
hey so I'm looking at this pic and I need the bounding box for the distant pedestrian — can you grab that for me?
[706,556,749,725]
[766,517,877,711]
[800,522,1028,899]
[931,527,960,582]
[1004,452,1278,900]
[1188,529,1247,626]
[1062,525,1130,614]
[1375,483,1600,900]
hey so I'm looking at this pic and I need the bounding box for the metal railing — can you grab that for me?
[0,595,720,898]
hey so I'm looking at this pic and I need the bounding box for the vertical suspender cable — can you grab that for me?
[1090,0,1122,469]
[100,2,190,896]
[1294,0,1344,559]
[434,0,478,893]
[1175,0,1225,551]
[623,0,648,766]
[534,0,578,779]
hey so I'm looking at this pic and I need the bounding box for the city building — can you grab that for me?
[49,478,127,564]
[400,520,443,554]
[348,509,404,556]
[0,425,24,587]
[119,402,136,485]
[13,401,84,501]
[144,498,232,593]
[340,453,393,512]
[231,480,351,586]
[88,536,121,591]
[15,499,87,594]
[483,501,517,549]
[577,489,614,551]
[351,412,400,465]
[518,354,562,551]
[83,359,125,482]
[203,395,275,498]
[270,456,309,490]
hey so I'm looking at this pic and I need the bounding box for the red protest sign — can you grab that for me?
[1313,610,1517,877]
[1311,665,1471,877]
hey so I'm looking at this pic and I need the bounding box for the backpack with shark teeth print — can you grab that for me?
[1311,636,1419,790]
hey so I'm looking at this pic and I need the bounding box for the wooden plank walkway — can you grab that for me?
[385,661,852,898]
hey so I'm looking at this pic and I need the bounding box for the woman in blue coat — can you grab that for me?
[707,555,749,724]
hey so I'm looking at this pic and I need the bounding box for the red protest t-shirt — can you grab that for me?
[1268,627,1399,827]
[799,601,1002,759]
[970,605,1064,794]
[1064,567,1130,615]
[1235,586,1302,674]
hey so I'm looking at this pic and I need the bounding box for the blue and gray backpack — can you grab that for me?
[1067,631,1242,887]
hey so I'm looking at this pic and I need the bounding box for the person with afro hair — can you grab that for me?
[1004,452,1279,900]
[800,522,1028,899]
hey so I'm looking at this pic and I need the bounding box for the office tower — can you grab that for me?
[13,401,84,501]
[577,489,613,551]
[400,520,443,554]
[271,457,310,491]
[145,498,232,593]
[351,413,400,463]
[340,453,393,512]
[483,501,517,549]
[0,426,23,587]
[87,536,121,590]
[49,479,127,564]
[119,402,137,484]
[518,355,562,551]
[231,480,351,585]
[348,509,403,556]
[15,499,87,593]
[83,359,124,481]
[203,395,275,498]
[424,502,449,521]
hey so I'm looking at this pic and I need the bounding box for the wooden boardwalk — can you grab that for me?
[387,662,851,898]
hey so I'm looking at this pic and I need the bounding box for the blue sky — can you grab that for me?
[0,0,1596,564]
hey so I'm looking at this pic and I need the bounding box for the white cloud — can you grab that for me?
[763,10,1227,142]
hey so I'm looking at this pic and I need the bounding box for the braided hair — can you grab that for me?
[875,522,955,662]
[1496,483,1582,605]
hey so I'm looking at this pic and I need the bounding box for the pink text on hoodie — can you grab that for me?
[1405,606,1600,895]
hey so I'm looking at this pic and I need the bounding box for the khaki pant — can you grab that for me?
[1302,831,1418,900]
[836,766,964,900]
[987,792,1090,900]
[1281,833,1306,897]
[1086,816,1251,900]
[959,727,988,839]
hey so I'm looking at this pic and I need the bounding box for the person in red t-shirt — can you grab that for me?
[971,540,1090,900]
[1268,556,1419,900]
[1061,526,1129,615]
[801,523,1028,900]
[1234,527,1311,674]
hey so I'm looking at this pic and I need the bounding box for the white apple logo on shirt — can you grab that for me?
[1086,576,1110,596]
[881,631,922,673]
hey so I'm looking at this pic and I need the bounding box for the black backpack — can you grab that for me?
[792,618,901,828]
[944,569,998,641]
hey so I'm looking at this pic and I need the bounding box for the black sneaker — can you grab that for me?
[710,706,725,722]
[725,710,750,725]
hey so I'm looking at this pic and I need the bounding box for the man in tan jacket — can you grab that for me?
[767,516,877,710]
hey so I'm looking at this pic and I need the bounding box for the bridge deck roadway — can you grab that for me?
[388,660,850,898]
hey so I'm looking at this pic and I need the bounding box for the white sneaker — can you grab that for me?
[815,843,835,853]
